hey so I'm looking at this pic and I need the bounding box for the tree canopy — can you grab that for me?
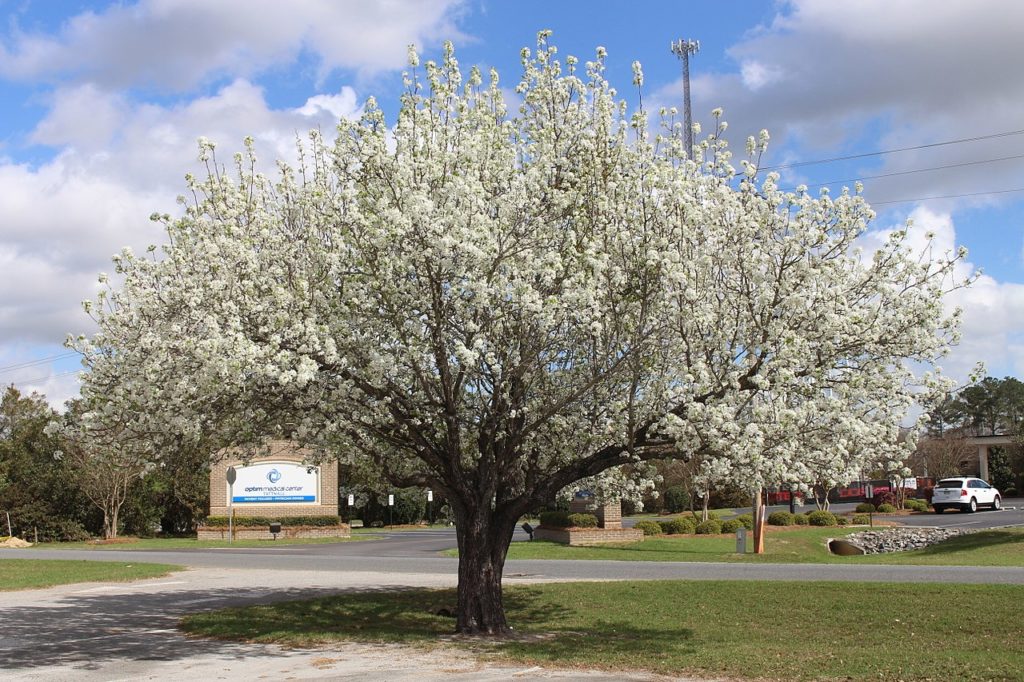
[74,35,965,633]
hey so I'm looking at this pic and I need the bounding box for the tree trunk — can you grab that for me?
[453,504,517,635]
[104,504,119,540]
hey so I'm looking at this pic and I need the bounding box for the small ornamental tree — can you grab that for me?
[74,35,966,634]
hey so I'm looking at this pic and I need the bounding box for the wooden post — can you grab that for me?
[752,487,766,554]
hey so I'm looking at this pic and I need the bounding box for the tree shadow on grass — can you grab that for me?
[179,584,698,675]
[901,529,1024,557]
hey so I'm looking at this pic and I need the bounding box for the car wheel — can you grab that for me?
[963,498,977,513]
[993,496,1001,511]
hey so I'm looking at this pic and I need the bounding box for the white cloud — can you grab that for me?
[860,206,1024,383]
[652,0,1024,206]
[0,0,468,89]
[0,79,363,350]
[739,60,780,91]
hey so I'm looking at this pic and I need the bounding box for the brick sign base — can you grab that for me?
[534,527,643,546]
[197,525,351,541]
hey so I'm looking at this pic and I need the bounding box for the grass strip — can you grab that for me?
[30,536,371,550]
[0,558,181,590]
[490,527,1024,566]
[181,580,1024,681]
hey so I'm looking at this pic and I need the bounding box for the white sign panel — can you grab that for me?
[231,462,318,504]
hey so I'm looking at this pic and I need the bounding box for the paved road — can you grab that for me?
[2,508,1022,681]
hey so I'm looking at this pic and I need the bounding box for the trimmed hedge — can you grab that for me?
[852,513,871,524]
[720,519,742,533]
[634,520,663,536]
[836,516,849,526]
[203,515,343,528]
[539,511,571,528]
[733,513,754,530]
[876,503,897,513]
[695,519,723,535]
[855,502,876,513]
[658,518,695,535]
[567,513,599,528]
[905,499,928,512]
[807,510,837,526]
[767,511,794,526]
[792,513,809,526]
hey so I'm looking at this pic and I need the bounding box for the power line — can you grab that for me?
[761,128,1024,171]
[0,352,77,375]
[871,187,1024,206]
[780,153,1024,192]
[5,370,80,387]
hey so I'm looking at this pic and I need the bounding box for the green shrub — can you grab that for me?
[876,503,897,513]
[663,486,690,513]
[855,502,876,513]
[659,517,696,534]
[634,520,663,536]
[567,513,598,528]
[767,511,794,526]
[793,513,809,525]
[720,519,742,533]
[852,513,871,524]
[203,515,343,528]
[539,511,571,528]
[905,499,928,512]
[733,513,754,530]
[836,516,849,526]
[807,510,837,526]
[695,519,723,535]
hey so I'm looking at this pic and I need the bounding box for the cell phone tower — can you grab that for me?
[670,38,700,159]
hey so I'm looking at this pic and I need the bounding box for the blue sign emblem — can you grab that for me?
[267,469,282,483]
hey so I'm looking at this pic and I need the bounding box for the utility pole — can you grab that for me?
[670,38,700,159]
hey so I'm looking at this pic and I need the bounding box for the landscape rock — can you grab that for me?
[832,527,971,554]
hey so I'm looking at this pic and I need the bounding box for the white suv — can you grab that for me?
[931,477,1001,514]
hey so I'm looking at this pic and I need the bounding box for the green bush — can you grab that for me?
[855,502,876,513]
[203,515,343,528]
[733,513,754,530]
[539,511,571,528]
[807,510,837,526]
[695,519,723,535]
[634,520,663,536]
[876,503,897,513]
[905,499,928,512]
[793,513,809,526]
[767,511,794,526]
[568,513,598,528]
[720,519,742,533]
[836,516,849,526]
[852,513,871,524]
[663,486,690,513]
[659,517,696,535]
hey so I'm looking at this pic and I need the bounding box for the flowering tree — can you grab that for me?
[53,406,149,540]
[74,35,965,634]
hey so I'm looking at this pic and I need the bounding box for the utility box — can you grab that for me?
[735,527,747,554]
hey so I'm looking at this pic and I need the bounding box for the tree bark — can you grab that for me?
[453,503,517,635]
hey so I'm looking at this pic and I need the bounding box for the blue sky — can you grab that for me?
[1,0,1023,406]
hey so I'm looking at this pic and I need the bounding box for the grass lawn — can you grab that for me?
[492,526,1024,566]
[181,580,1024,681]
[31,536,371,550]
[0,558,181,590]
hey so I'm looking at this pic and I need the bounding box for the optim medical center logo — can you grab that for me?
[230,462,318,504]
